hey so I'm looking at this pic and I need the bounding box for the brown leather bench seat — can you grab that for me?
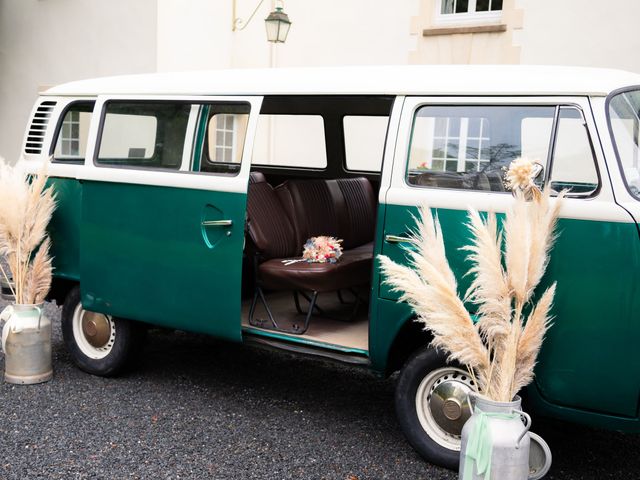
[258,247,373,292]
[246,171,377,333]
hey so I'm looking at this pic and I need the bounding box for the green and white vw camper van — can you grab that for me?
[18,65,640,469]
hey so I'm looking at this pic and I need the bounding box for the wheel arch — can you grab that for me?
[48,277,78,307]
[386,316,434,376]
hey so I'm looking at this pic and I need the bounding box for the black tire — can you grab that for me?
[395,346,475,470]
[61,286,144,376]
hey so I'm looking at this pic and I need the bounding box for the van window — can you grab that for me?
[343,115,388,172]
[609,89,640,198]
[52,102,94,163]
[97,102,190,170]
[200,111,250,175]
[407,105,555,191]
[253,114,327,168]
[548,107,598,196]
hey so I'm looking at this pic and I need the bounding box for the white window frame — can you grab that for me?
[434,0,503,25]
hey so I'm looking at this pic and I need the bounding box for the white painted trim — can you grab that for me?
[379,96,405,205]
[21,97,76,163]
[385,188,632,223]
[77,167,250,193]
[590,96,640,222]
[181,106,200,172]
[40,66,640,99]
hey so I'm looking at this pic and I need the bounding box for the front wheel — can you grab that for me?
[61,286,144,376]
[395,347,476,470]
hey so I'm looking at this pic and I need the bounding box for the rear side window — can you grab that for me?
[343,115,388,172]
[52,102,94,163]
[549,107,598,196]
[406,104,598,195]
[97,102,190,170]
[253,114,327,168]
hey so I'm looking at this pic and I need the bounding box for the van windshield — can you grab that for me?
[609,89,640,198]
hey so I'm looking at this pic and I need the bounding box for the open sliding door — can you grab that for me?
[78,95,262,342]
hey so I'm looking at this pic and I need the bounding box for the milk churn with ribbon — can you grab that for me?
[459,394,551,480]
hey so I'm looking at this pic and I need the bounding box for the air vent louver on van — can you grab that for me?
[24,101,57,155]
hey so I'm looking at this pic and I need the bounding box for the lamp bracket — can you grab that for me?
[232,0,267,31]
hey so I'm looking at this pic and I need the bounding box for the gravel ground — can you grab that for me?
[0,298,638,479]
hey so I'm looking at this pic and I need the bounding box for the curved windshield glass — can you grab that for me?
[609,89,640,198]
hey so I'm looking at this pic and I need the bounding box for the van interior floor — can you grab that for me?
[241,290,369,352]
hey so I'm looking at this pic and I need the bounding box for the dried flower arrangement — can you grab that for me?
[379,158,563,402]
[0,159,56,306]
[302,236,343,264]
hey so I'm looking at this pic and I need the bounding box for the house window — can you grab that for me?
[60,111,80,156]
[437,0,503,24]
[213,114,236,163]
[420,116,491,173]
[202,111,250,174]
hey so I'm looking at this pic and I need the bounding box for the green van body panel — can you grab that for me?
[378,203,640,424]
[526,374,640,433]
[79,180,245,342]
[369,296,413,372]
[48,177,82,281]
[369,203,413,373]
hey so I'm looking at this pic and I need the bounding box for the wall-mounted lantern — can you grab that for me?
[232,0,292,43]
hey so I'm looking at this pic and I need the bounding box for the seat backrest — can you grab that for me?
[336,177,376,249]
[276,179,342,249]
[276,177,376,250]
[247,172,298,259]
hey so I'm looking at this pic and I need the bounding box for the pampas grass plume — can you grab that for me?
[0,157,56,305]
[379,159,563,401]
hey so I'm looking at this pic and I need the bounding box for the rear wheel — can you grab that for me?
[395,347,475,470]
[61,286,144,376]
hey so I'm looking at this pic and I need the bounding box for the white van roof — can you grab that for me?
[43,65,640,98]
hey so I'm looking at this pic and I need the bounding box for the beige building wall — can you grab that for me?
[518,0,640,72]
[410,0,522,64]
[410,0,640,73]
[0,0,157,163]
[157,0,418,71]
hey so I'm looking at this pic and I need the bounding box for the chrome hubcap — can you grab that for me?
[415,367,475,450]
[81,311,111,348]
[428,373,473,435]
[72,304,116,360]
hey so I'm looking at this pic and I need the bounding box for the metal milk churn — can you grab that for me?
[459,395,531,480]
[1,304,53,384]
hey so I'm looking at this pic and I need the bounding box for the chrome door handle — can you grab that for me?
[201,219,233,227]
[385,234,415,244]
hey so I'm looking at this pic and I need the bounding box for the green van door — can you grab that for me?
[78,96,262,341]
[381,96,640,420]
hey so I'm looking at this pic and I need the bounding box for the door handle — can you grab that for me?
[201,219,233,227]
[384,234,416,244]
